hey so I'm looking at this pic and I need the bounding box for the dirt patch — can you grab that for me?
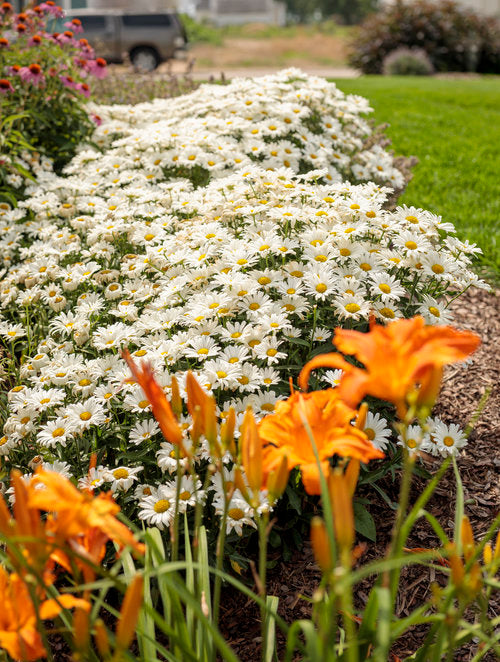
[188,29,349,69]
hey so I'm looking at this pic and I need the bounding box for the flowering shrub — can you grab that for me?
[0,1,107,200]
[0,157,486,535]
[348,0,500,75]
[83,68,407,192]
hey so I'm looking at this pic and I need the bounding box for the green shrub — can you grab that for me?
[348,0,500,74]
[383,47,434,76]
[180,13,223,46]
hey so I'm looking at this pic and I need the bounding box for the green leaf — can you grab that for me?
[285,484,302,514]
[353,502,376,542]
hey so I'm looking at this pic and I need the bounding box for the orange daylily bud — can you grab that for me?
[483,543,493,565]
[115,575,143,651]
[344,458,360,498]
[310,516,333,573]
[447,543,465,586]
[328,469,354,553]
[460,516,475,562]
[186,370,209,416]
[220,407,236,454]
[191,405,203,445]
[170,375,182,420]
[266,454,290,503]
[73,606,90,652]
[240,408,263,494]
[354,403,368,430]
[203,396,218,449]
[122,350,184,448]
[233,466,248,501]
[94,619,111,657]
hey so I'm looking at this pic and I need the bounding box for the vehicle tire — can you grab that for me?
[130,47,160,73]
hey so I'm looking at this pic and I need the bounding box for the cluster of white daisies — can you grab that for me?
[0,70,484,533]
[79,67,405,191]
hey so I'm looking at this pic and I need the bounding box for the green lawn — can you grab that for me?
[334,77,500,278]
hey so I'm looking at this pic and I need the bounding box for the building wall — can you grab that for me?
[198,0,286,25]
[380,0,500,17]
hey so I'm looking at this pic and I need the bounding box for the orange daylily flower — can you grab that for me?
[122,349,184,449]
[0,566,89,662]
[28,470,144,557]
[258,390,384,495]
[299,316,480,417]
[0,471,53,580]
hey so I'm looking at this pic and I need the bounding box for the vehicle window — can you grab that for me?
[74,15,107,32]
[122,14,172,27]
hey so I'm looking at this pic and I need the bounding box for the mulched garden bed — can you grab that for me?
[220,286,500,661]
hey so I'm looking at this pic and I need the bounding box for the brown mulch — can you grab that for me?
[220,287,500,661]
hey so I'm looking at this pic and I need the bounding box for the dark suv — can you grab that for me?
[65,10,188,72]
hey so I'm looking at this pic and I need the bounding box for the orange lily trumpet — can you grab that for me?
[299,316,480,418]
[258,390,383,495]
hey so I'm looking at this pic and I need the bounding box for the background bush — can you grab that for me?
[348,0,500,74]
[383,47,434,76]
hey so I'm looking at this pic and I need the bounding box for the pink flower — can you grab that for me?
[76,81,90,97]
[87,57,107,79]
[65,18,83,34]
[28,34,43,47]
[60,74,77,89]
[39,2,64,18]
[19,63,45,86]
[55,30,76,45]
[0,78,14,94]
[92,113,102,126]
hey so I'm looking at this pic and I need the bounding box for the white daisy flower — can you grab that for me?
[104,465,143,492]
[138,484,177,530]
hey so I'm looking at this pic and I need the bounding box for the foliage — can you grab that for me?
[0,1,106,201]
[90,71,199,105]
[383,48,434,76]
[0,319,498,661]
[179,13,224,46]
[334,77,500,276]
[280,0,377,25]
[348,0,500,74]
